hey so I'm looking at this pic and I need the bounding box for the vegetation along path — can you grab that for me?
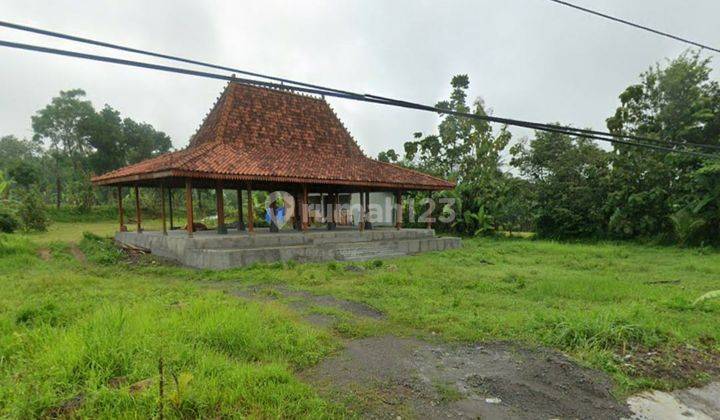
[1,223,720,418]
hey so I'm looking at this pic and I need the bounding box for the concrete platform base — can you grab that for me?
[115,227,461,270]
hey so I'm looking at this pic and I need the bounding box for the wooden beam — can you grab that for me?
[185,179,194,237]
[134,185,142,233]
[365,191,371,230]
[302,184,309,231]
[216,184,227,234]
[160,184,167,235]
[359,190,365,231]
[395,191,403,230]
[118,186,127,232]
[247,182,254,234]
[168,188,174,230]
[236,189,245,231]
[330,193,335,224]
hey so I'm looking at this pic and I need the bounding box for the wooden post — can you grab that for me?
[330,193,335,224]
[160,184,167,235]
[302,184,309,232]
[335,193,340,225]
[168,188,174,230]
[117,186,127,232]
[236,189,245,231]
[185,179,194,237]
[134,185,142,233]
[359,190,365,231]
[365,191,371,230]
[246,182,254,234]
[293,191,301,231]
[215,184,227,234]
[395,191,403,230]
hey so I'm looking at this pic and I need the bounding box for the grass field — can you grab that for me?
[1,220,719,417]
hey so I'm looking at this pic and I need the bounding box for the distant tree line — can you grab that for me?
[1,89,171,206]
[378,51,720,246]
[0,89,171,231]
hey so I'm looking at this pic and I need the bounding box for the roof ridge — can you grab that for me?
[320,98,367,158]
[214,81,234,144]
[234,81,326,102]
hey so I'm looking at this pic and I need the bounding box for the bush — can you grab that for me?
[0,234,33,257]
[79,231,122,265]
[0,208,19,233]
[18,189,50,232]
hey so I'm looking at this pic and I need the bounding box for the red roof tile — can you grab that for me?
[92,82,455,190]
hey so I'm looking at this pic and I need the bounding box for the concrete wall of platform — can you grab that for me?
[116,228,460,270]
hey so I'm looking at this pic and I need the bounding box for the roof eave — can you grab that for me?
[92,169,454,190]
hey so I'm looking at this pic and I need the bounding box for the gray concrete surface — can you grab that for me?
[627,382,720,420]
[115,227,461,269]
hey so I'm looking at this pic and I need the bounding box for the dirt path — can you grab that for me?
[207,282,718,419]
[302,336,630,419]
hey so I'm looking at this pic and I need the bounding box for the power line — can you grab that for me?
[0,38,714,158]
[2,20,718,153]
[546,0,720,54]
[0,20,360,98]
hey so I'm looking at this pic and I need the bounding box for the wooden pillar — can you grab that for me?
[395,191,403,230]
[185,179,194,237]
[168,188,174,230]
[134,185,142,233]
[160,184,167,235]
[302,184,309,231]
[215,184,227,234]
[334,193,340,225]
[246,182,254,234]
[117,186,127,232]
[293,191,301,231]
[320,193,325,223]
[330,193,335,224]
[357,190,363,231]
[365,191,371,230]
[236,189,245,231]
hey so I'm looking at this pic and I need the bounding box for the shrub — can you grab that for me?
[18,189,49,232]
[0,234,33,257]
[79,231,123,265]
[0,208,19,233]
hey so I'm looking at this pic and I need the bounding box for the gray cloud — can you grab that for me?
[1,0,718,159]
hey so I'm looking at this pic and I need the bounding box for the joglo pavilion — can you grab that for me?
[91,82,460,268]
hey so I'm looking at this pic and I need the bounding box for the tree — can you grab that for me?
[7,160,41,189]
[0,135,41,172]
[81,105,126,176]
[511,130,610,239]
[121,118,172,165]
[378,75,519,235]
[31,89,95,208]
[377,149,398,163]
[605,51,720,239]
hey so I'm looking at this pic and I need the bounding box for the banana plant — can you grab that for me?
[468,206,496,236]
[0,171,9,200]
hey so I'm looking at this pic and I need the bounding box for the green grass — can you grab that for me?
[0,233,340,418]
[2,218,720,416]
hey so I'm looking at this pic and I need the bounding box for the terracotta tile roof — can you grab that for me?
[92,82,455,190]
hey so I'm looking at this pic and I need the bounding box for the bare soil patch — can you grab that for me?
[37,248,51,261]
[227,284,385,324]
[68,244,86,263]
[618,344,720,387]
[302,336,631,419]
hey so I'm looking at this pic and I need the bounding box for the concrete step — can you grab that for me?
[189,229,436,250]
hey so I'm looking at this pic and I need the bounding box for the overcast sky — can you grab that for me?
[2,0,719,160]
